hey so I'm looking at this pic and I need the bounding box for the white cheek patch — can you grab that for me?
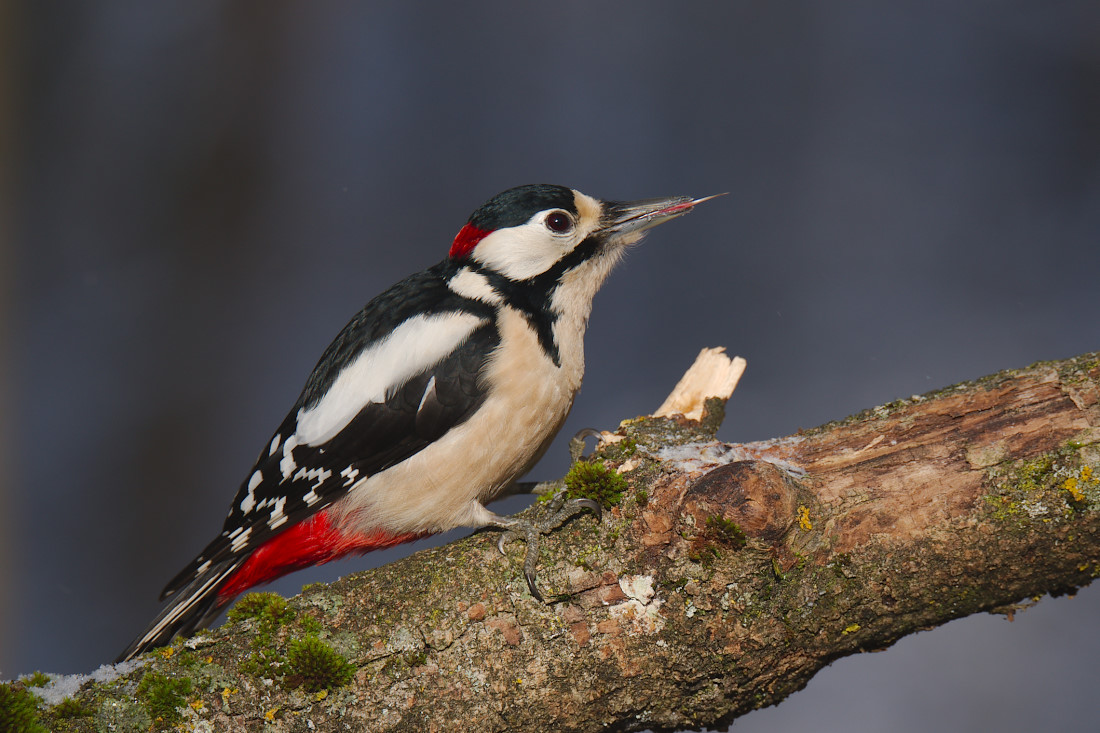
[295,311,486,446]
[471,222,573,280]
[471,193,606,281]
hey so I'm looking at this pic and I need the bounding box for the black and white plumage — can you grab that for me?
[118,184,715,661]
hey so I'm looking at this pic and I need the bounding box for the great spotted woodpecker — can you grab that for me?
[118,184,716,661]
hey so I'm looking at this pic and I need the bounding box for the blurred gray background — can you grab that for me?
[3,2,1100,731]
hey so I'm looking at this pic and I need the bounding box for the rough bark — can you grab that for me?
[22,352,1100,732]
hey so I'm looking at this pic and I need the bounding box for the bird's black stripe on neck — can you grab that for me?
[470,236,601,367]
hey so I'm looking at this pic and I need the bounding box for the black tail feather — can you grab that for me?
[116,558,243,662]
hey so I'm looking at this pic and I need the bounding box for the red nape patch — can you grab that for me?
[217,512,425,599]
[450,223,491,259]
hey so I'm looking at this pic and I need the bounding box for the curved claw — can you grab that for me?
[497,528,522,555]
[569,427,603,462]
[571,497,603,523]
[525,570,544,602]
[574,427,602,441]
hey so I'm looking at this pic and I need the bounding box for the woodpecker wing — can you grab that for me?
[160,263,497,600]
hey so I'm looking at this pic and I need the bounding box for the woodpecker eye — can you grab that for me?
[545,211,574,234]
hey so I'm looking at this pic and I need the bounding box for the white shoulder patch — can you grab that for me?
[448,268,502,304]
[294,311,486,446]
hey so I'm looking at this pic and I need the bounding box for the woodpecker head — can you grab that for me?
[449,184,716,286]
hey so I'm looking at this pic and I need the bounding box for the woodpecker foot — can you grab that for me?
[492,492,602,601]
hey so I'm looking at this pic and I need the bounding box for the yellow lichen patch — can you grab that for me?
[264,707,278,722]
[797,505,812,532]
[220,686,238,714]
[842,623,860,635]
[1062,464,1097,504]
[158,647,174,660]
[1064,477,1085,503]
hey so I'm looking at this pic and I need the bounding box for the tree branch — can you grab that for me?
[23,351,1100,732]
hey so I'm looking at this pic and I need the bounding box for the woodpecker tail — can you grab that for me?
[117,512,427,662]
[116,557,244,662]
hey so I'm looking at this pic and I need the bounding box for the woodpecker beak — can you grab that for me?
[600,193,724,242]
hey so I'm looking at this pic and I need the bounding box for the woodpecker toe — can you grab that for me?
[490,491,602,601]
[518,478,564,497]
[525,568,544,602]
[569,497,603,523]
[497,530,515,556]
[538,494,602,530]
[569,427,603,462]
